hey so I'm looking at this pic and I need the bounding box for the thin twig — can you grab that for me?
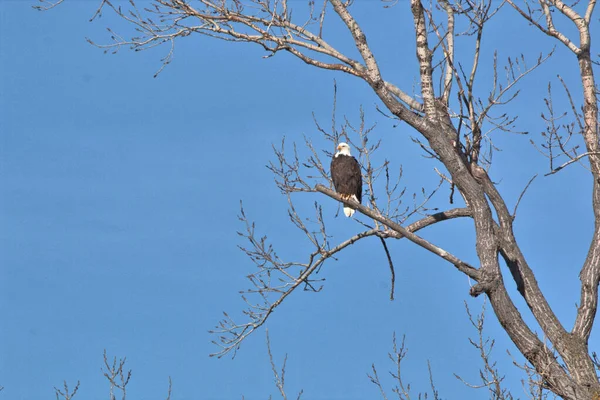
[544,152,600,176]
[378,237,395,301]
[512,174,537,218]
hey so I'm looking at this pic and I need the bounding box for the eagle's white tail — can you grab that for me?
[343,195,359,217]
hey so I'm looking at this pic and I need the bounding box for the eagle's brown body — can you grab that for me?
[330,143,362,217]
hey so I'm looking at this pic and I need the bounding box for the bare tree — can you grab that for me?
[39,0,600,398]
[54,380,80,400]
[264,329,304,400]
[368,333,444,400]
[51,352,173,400]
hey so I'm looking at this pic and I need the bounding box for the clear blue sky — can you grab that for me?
[1,1,598,399]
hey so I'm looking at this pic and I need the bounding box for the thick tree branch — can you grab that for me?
[329,0,382,84]
[316,184,480,280]
[384,82,424,112]
[411,0,437,117]
[439,0,455,103]
[585,0,597,23]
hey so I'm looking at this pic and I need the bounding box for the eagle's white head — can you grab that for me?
[335,142,352,157]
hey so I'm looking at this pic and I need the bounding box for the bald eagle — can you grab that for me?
[330,142,362,217]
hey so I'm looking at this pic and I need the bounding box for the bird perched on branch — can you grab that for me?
[330,142,362,217]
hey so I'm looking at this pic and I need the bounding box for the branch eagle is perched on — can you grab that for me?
[330,142,362,217]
